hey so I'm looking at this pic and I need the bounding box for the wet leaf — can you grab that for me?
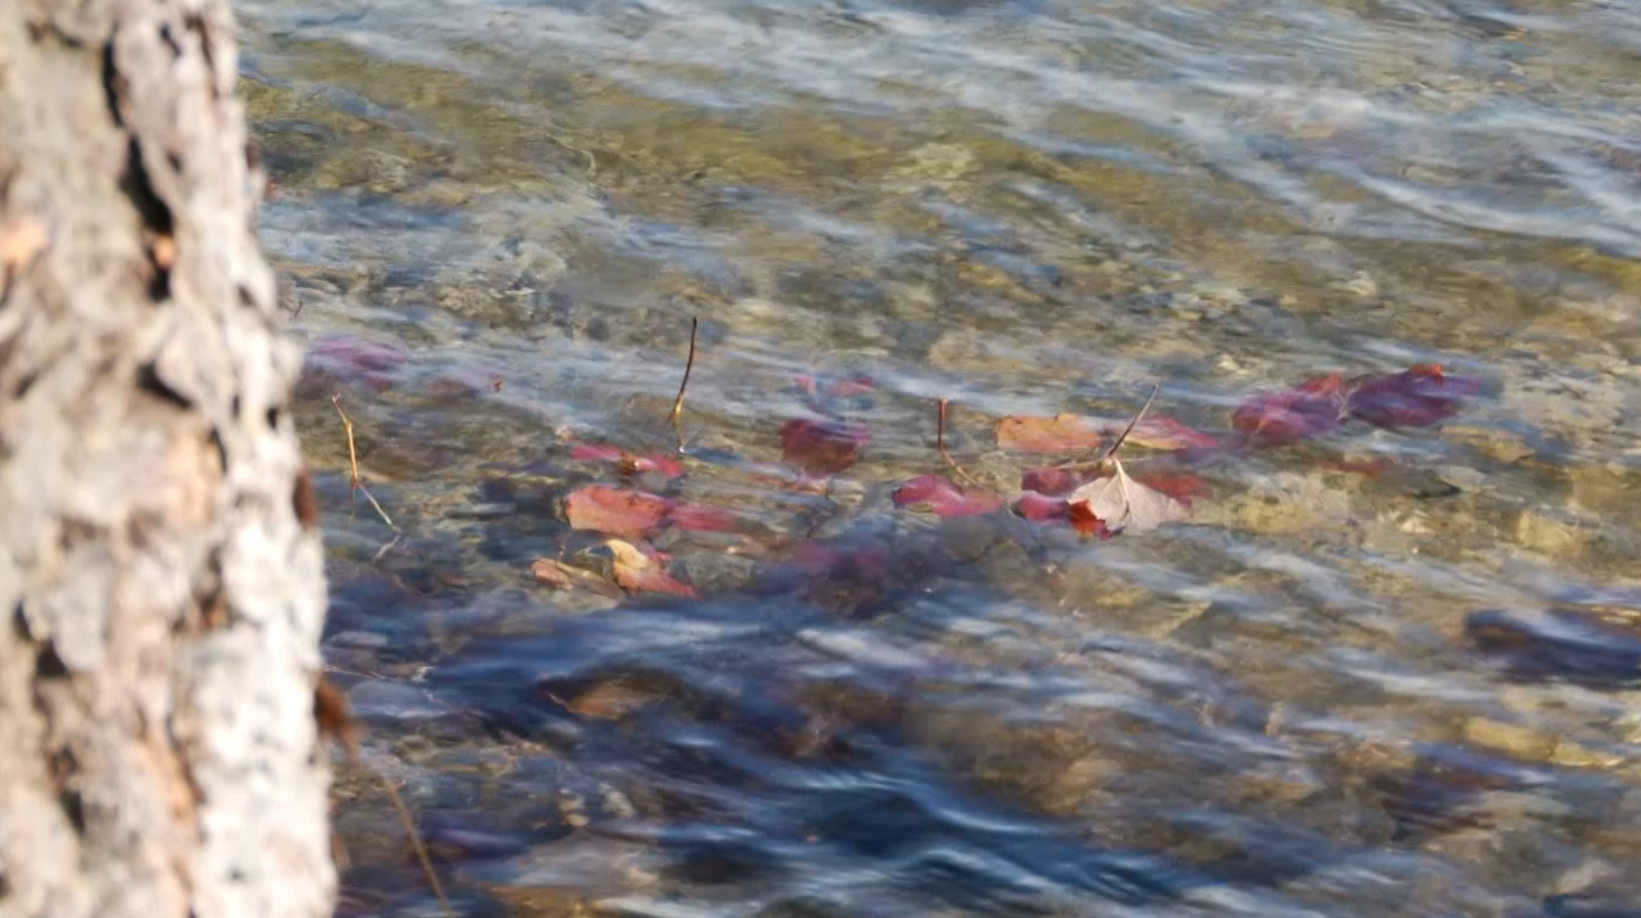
[1067,458,1189,533]
[796,373,876,401]
[314,678,362,765]
[891,475,1005,517]
[1014,491,1071,523]
[780,418,870,476]
[1096,414,1221,451]
[666,502,739,533]
[605,539,698,598]
[305,334,407,392]
[566,680,659,720]
[1020,466,1104,496]
[1066,501,1113,539]
[529,558,622,597]
[1346,364,1483,430]
[1130,470,1210,507]
[1231,373,1346,445]
[995,414,1104,453]
[564,485,671,539]
[571,442,686,479]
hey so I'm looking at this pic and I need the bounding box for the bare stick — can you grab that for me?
[1049,383,1161,473]
[380,775,455,918]
[667,317,699,452]
[936,398,980,486]
[332,395,398,531]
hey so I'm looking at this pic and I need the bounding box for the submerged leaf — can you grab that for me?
[571,443,686,478]
[1020,466,1102,497]
[1231,373,1346,445]
[1067,458,1189,533]
[605,539,698,598]
[892,475,1005,518]
[780,418,870,476]
[1346,364,1482,430]
[1014,492,1071,523]
[529,558,623,597]
[666,502,739,533]
[564,485,671,539]
[1092,414,1220,451]
[995,414,1104,454]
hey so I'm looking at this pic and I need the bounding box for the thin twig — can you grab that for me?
[936,398,980,486]
[667,317,699,452]
[1049,383,1160,473]
[380,775,455,918]
[1097,382,1160,464]
[331,395,398,531]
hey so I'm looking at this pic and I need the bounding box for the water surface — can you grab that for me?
[240,0,1641,914]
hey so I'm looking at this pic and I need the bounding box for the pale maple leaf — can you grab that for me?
[1067,458,1189,533]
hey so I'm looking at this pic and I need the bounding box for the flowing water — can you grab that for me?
[240,0,1641,914]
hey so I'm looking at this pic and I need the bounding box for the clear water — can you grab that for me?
[240,0,1641,915]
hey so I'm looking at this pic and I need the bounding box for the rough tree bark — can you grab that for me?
[0,2,332,918]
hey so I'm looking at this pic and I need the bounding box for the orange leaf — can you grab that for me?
[995,414,1104,453]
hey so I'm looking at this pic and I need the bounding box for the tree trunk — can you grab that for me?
[0,2,332,917]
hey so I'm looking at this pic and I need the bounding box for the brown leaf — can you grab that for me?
[1067,458,1189,534]
[529,558,623,597]
[605,539,698,598]
[564,485,671,539]
[314,678,362,765]
[994,414,1104,453]
[565,680,658,720]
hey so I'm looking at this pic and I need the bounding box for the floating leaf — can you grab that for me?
[1346,364,1483,430]
[995,414,1104,454]
[891,475,1005,517]
[1067,458,1189,533]
[780,418,870,476]
[571,443,686,478]
[1231,373,1346,445]
[564,485,671,539]
[605,539,698,598]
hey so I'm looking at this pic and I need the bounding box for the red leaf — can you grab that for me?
[1119,415,1222,451]
[891,475,1005,518]
[564,486,671,539]
[1067,502,1114,539]
[571,443,686,478]
[995,414,1104,454]
[1346,364,1482,430]
[780,418,870,476]
[606,539,698,598]
[1231,373,1346,445]
[306,335,407,391]
[1130,470,1210,507]
[797,373,877,400]
[311,335,408,373]
[1020,467,1101,497]
[1014,492,1071,523]
[667,502,739,533]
